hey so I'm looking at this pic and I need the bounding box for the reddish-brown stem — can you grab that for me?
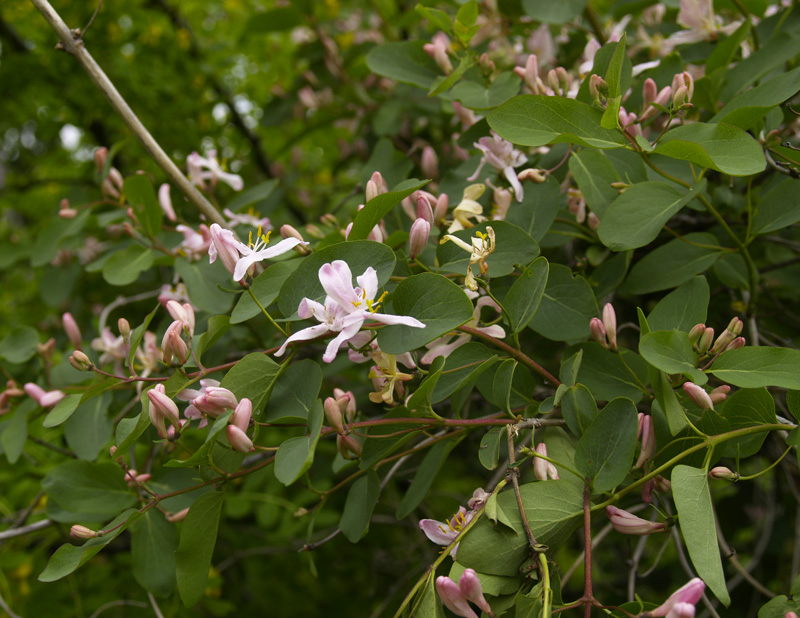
[457,325,561,386]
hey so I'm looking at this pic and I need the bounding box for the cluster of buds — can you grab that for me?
[0,381,25,416]
[409,195,433,260]
[184,383,238,425]
[24,382,66,408]
[147,384,183,439]
[683,382,731,411]
[161,301,194,366]
[325,391,361,459]
[689,318,745,356]
[124,469,152,487]
[566,187,589,225]
[435,568,494,618]
[227,398,254,453]
[95,147,124,200]
[640,78,673,122]
[606,505,667,535]
[590,303,618,351]
[69,349,93,372]
[641,475,671,504]
[402,189,448,225]
[533,443,559,481]
[635,413,656,470]
[672,71,695,109]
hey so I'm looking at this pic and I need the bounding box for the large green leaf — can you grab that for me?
[431,343,497,403]
[488,95,627,149]
[63,392,113,461]
[711,347,800,389]
[639,330,706,384]
[219,352,282,415]
[102,245,155,286]
[278,240,395,317]
[565,343,650,404]
[123,174,162,238]
[450,72,522,111]
[175,491,224,607]
[348,179,428,241]
[711,66,800,130]
[174,258,234,314]
[339,470,381,542]
[710,388,777,458]
[503,257,548,334]
[646,276,709,332]
[672,465,730,606]
[621,233,723,294]
[653,123,765,176]
[568,149,620,218]
[274,399,323,485]
[132,509,177,597]
[528,264,598,341]
[264,359,322,422]
[598,180,705,251]
[575,398,638,492]
[752,180,800,235]
[366,41,441,89]
[377,273,474,355]
[42,461,136,516]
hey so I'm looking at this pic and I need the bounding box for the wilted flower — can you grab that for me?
[91,327,127,368]
[422,294,506,364]
[606,505,667,535]
[440,226,496,292]
[274,261,425,363]
[468,132,527,202]
[368,355,414,405]
[448,184,487,233]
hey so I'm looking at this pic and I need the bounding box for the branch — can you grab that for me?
[29,0,226,226]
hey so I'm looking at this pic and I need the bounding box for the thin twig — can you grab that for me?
[88,600,148,618]
[506,425,537,549]
[0,519,54,541]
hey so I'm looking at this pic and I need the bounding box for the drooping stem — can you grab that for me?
[29,0,226,226]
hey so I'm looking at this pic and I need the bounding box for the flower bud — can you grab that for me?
[231,398,252,432]
[587,212,600,230]
[433,194,449,224]
[683,382,714,410]
[533,442,559,481]
[709,385,731,405]
[71,525,100,540]
[324,396,347,436]
[167,507,190,523]
[158,183,177,221]
[94,147,108,174]
[161,320,188,365]
[333,388,356,422]
[193,386,239,417]
[458,569,492,615]
[589,317,608,349]
[517,168,548,183]
[606,505,667,535]
[147,384,182,439]
[280,224,304,242]
[698,326,715,354]
[62,313,83,350]
[672,85,688,108]
[208,223,240,276]
[409,218,431,260]
[727,316,744,336]
[24,382,66,407]
[69,350,93,371]
[366,171,388,201]
[118,318,131,342]
[420,146,439,180]
[436,576,478,618]
[688,324,706,346]
[227,425,254,453]
[709,466,739,481]
[727,336,745,350]
[643,78,658,107]
[336,434,362,459]
[651,578,705,617]
[416,195,434,224]
[589,74,608,104]
[785,612,798,618]
[166,300,195,336]
[635,413,656,470]
[602,304,617,351]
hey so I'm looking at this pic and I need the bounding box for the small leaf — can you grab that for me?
[1,402,29,464]
[43,394,82,428]
[340,470,381,542]
[479,427,504,470]
[274,400,324,485]
[175,491,224,607]
[601,34,627,129]
[0,326,38,364]
[123,175,162,238]
[366,41,441,89]
[639,330,706,384]
[102,245,155,286]
[503,257,548,334]
[492,359,517,414]
[672,465,730,606]
[529,264,598,341]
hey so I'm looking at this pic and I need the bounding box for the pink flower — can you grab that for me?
[208,223,306,282]
[467,132,527,202]
[606,505,667,535]
[223,208,270,231]
[176,224,212,262]
[650,578,706,617]
[187,150,244,191]
[420,506,476,558]
[161,320,188,365]
[422,294,505,364]
[275,260,425,363]
[533,443,559,480]
[24,383,66,408]
[91,327,126,366]
[158,183,177,221]
[62,312,82,349]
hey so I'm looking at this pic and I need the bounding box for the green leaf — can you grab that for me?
[706,20,751,74]
[575,398,638,492]
[712,66,800,130]
[752,179,800,235]
[478,427,504,470]
[132,510,177,597]
[0,326,38,364]
[128,304,159,371]
[264,358,322,422]
[450,72,522,111]
[428,55,473,97]
[175,491,224,607]
[194,315,230,361]
[654,372,689,435]
[492,359,517,414]
[406,356,445,418]
[639,330,706,384]
[759,596,800,618]
[672,465,730,606]
[231,261,299,324]
[457,481,583,576]
[274,399,323,485]
[653,123,766,176]
[528,264,598,341]
[1,403,29,464]
[174,258,234,314]
[43,393,82,428]
[219,352,282,415]
[415,5,451,31]
[377,273,474,355]
[456,0,478,26]
[568,149,621,218]
[598,180,706,250]
[223,179,278,211]
[339,470,381,542]
[102,245,155,286]
[711,388,777,458]
[601,34,627,130]
[522,0,588,24]
[116,393,152,452]
[349,179,429,241]
[123,175,162,238]
[560,384,597,436]
[488,95,627,149]
[397,439,459,519]
[503,257,548,334]
[63,392,113,461]
[413,574,446,618]
[711,347,800,389]
[621,233,723,294]
[431,343,497,403]
[366,41,441,89]
[39,509,139,582]
[647,276,709,332]
[42,461,136,515]
[504,176,563,241]
[559,350,583,387]
[278,240,396,317]
[565,343,649,404]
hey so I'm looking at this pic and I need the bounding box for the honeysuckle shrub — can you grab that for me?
[1,0,800,616]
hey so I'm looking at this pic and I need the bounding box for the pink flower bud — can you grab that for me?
[167,507,190,523]
[650,578,705,617]
[587,212,600,230]
[683,382,714,410]
[635,414,656,469]
[589,74,608,103]
[166,300,195,336]
[421,146,439,180]
[71,525,99,540]
[59,207,78,219]
[24,383,66,408]
[643,78,658,107]
[62,312,82,349]
[435,576,479,618]
[417,195,434,224]
[533,443,559,481]
[518,168,548,183]
[193,386,239,417]
[231,398,252,432]
[161,320,188,365]
[409,219,431,260]
[709,385,730,405]
[280,224,305,242]
[709,466,738,481]
[324,396,347,436]
[94,147,108,175]
[366,171,388,201]
[589,317,608,348]
[208,223,241,276]
[434,193,449,224]
[606,505,667,535]
[227,424,254,453]
[458,569,492,615]
[785,612,798,618]
[69,351,93,371]
[423,32,453,74]
[336,434,362,459]
[688,324,706,346]
[117,318,131,342]
[147,384,182,439]
[698,327,715,354]
[602,304,617,350]
[158,183,177,221]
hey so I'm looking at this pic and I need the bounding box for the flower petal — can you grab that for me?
[320,261,359,310]
[356,267,379,302]
[275,323,332,357]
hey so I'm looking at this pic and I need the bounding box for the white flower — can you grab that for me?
[208,223,306,282]
[468,132,528,202]
[275,260,426,363]
[187,150,244,192]
[440,226,496,291]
